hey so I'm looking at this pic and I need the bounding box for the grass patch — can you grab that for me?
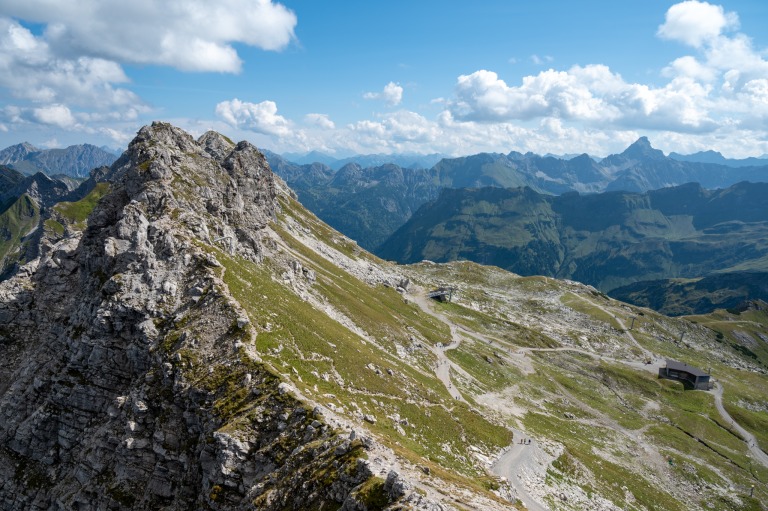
[53,182,110,228]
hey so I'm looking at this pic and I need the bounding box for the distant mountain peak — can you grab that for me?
[621,137,666,160]
[0,142,40,165]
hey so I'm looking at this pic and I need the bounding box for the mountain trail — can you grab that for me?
[411,290,468,403]
[491,433,552,511]
[712,382,768,470]
[568,291,650,358]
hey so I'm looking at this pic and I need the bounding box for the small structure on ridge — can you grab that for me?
[659,359,711,390]
[427,287,455,303]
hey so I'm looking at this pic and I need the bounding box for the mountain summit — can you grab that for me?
[618,136,666,161]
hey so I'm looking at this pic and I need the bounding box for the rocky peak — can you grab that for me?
[0,171,71,208]
[0,123,379,510]
[0,142,38,165]
[620,136,666,161]
[198,130,235,162]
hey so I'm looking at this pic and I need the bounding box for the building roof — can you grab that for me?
[666,359,709,377]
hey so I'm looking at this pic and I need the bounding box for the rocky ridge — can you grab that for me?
[0,123,419,510]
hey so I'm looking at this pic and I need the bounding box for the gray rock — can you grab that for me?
[0,122,384,511]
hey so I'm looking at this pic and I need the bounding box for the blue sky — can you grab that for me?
[1,0,767,157]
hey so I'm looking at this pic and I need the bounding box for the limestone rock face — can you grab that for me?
[0,123,374,510]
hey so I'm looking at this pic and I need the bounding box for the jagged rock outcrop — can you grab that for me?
[0,123,387,510]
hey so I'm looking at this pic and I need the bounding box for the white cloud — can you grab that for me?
[40,137,60,148]
[99,127,133,147]
[0,18,139,109]
[449,68,621,124]
[349,111,440,147]
[657,1,738,48]
[304,113,335,129]
[423,1,763,146]
[215,99,292,137]
[0,0,297,73]
[530,54,553,65]
[32,104,76,128]
[363,82,403,106]
[663,55,718,82]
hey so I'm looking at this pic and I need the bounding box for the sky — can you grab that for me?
[0,0,767,158]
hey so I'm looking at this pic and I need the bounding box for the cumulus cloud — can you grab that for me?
[657,0,738,48]
[40,137,60,149]
[447,55,764,134]
[215,99,292,137]
[530,54,553,65]
[304,113,335,129]
[363,82,404,106]
[32,104,77,128]
[458,68,618,122]
[349,110,439,146]
[0,18,139,109]
[0,0,297,73]
[99,127,133,147]
[434,2,768,151]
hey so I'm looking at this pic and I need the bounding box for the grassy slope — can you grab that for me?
[0,194,40,274]
[52,182,110,230]
[215,193,515,504]
[167,173,766,510]
[399,261,767,511]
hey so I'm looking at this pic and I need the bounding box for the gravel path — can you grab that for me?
[492,438,550,511]
[712,382,768,469]
[412,292,468,402]
[411,287,767,508]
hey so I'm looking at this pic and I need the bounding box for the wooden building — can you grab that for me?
[658,359,711,390]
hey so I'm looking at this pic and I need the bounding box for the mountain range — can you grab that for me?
[266,137,768,253]
[279,150,447,170]
[0,164,88,278]
[377,181,768,294]
[0,142,118,178]
[669,150,768,167]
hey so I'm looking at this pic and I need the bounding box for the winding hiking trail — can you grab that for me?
[712,382,768,469]
[411,287,766,509]
[568,292,650,358]
[412,292,468,402]
[413,290,550,509]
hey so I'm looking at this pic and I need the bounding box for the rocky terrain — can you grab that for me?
[0,124,399,509]
[0,123,766,510]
